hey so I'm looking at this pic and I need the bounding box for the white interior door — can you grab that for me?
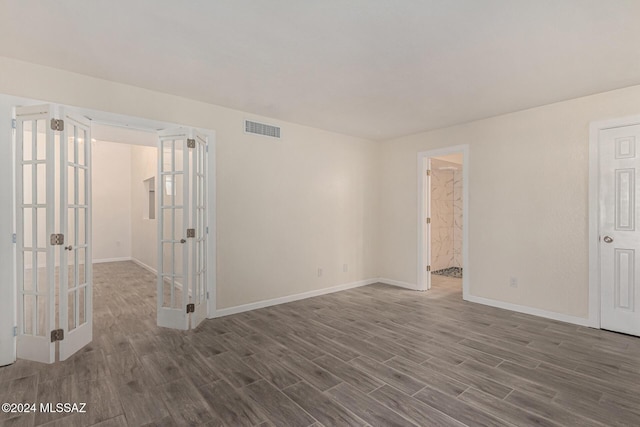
[425,159,432,290]
[191,131,208,328]
[157,128,208,330]
[15,105,57,363]
[59,111,92,360]
[15,106,92,363]
[158,129,190,330]
[600,123,640,336]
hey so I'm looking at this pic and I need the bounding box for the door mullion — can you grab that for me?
[184,134,190,320]
[86,129,93,332]
[58,110,68,343]
[29,124,38,335]
[29,123,38,335]
[46,111,56,355]
[73,126,79,330]
[172,141,177,308]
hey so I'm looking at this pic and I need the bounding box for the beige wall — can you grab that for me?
[131,145,158,271]
[379,84,640,319]
[92,140,132,262]
[0,56,379,311]
[218,120,379,307]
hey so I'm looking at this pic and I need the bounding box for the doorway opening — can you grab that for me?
[417,145,469,298]
[91,125,160,336]
[13,103,216,364]
[430,154,463,294]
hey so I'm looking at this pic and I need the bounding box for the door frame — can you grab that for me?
[588,114,640,329]
[417,144,470,296]
[78,108,218,321]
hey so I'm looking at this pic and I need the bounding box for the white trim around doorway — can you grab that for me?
[417,144,470,298]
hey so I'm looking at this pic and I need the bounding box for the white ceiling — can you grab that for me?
[1,0,639,140]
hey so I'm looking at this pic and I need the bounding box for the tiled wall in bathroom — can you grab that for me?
[430,158,463,271]
[453,167,463,268]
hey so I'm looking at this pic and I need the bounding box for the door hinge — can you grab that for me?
[186,228,196,238]
[50,119,64,131]
[13,326,17,337]
[187,138,195,149]
[11,119,16,129]
[426,265,431,272]
[206,291,210,300]
[50,329,64,342]
[12,233,16,243]
[186,303,195,313]
[426,218,431,224]
[206,226,209,234]
[426,169,431,176]
[50,234,64,245]
[206,145,209,153]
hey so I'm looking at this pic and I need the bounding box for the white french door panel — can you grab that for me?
[15,105,93,363]
[600,124,640,336]
[157,128,190,330]
[15,104,56,363]
[191,131,208,329]
[157,128,208,330]
[59,111,92,360]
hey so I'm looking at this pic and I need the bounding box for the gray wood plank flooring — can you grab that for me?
[1,261,640,426]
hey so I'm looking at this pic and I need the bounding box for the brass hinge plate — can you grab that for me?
[186,228,195,238]
[426,218,431,224]
[187,138,195,148]
[426,169,431,176]
[186,303,195,313]
[50,329,64,342]
[51,119,64,131]
[50,234,64,245]
[426,265,431,272]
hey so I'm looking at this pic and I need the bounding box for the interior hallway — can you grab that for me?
[1,261,640,426]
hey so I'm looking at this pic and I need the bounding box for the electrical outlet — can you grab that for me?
[509,277,518,288]
[343,264,348,272]
[317,268,323,277]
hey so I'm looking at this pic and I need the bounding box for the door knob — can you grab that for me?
[603,236,614,243]
[64,245,73,251]
[180,239,186,244]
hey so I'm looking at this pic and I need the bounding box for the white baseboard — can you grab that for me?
[379,276,590,327]
[215,278,379,318]
[378,278,419,290]
[92,257,132,264]
[464,294,592,327]
[131,258,157,275]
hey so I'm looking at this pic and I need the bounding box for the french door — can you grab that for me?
[15,105,92,363]
[157,128,208,330]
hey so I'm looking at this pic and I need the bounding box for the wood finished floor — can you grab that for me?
[2,261,640,426]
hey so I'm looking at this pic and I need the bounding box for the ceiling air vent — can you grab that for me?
[245,120,281,139]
